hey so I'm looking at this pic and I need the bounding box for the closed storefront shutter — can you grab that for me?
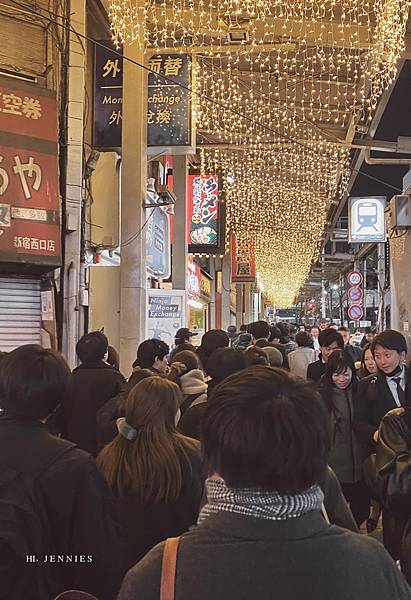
[0,277,42,351]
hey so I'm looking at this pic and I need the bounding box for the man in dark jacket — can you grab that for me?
[0,345,123,600]
[117,366,410,600]
[248,320,288,367]
[353,329,408,455]
[61,331,126,456]
[338,326,362,364]
[307,328,344,382]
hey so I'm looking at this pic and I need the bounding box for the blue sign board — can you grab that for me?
[147,54,192,147]
[146,206,171,279]
[94,41,123,149]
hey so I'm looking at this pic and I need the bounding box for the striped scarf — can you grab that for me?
[198,478,324,524]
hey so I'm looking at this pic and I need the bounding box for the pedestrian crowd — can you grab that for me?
[1,319,411,599]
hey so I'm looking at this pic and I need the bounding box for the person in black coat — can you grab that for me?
[0,345,122,600]
[60,332,126,456]
[97,376,204,570]
[375,402,411,570]
[353,330,408,457]
[338,326,362,365]
[319,351,369,527]
[117,366,410,600]
[307,328,344,382]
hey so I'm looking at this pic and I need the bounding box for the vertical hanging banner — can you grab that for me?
[187,173,224,254]
[147,54,195,152]
[0,76,61,266]
[231,234,256,283]
[94,41,123,149]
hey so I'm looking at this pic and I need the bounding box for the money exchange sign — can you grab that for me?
[94,41,123,149]
[0,76,60,266]
[147,54,192,147]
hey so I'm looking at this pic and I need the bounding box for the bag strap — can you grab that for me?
[180,393,202,415]
[160,537,181,600]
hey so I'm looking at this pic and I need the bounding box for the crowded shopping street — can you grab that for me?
[2,0,411,598]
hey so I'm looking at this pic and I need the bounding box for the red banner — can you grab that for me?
[231,234,256,283]
[0,76,60,266]
[187,174,220,251]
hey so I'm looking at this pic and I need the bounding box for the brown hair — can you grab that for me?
[97,376,198,502]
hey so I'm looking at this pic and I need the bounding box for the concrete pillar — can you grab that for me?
[236,284,243,328]
[119,39,148,376]
[62,0,86,368]
[377,242,386,330]
[209,256,216,329]
[221,252,231,330]
[244,284,252,324]
[172,156,188,291]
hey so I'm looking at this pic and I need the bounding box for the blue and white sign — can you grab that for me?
[348,196,386,243]
[147,289,186,345]
[146,206,171,279]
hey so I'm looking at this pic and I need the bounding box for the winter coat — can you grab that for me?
[353,370,408,456]
[376,407,411,571]
[61,362,126,456]
[108,442,204,571]
[288,347,317,379]
[307,357,327,382]
[0,418,123,600]
[117,510,411,600]
[320,386,366,484]
[95,369,145,450]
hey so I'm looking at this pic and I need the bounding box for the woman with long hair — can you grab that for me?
[357,343,378,379]
[97,376,204,569]
[320,350,369,527]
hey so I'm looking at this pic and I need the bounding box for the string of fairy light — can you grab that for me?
[109,0,410,306]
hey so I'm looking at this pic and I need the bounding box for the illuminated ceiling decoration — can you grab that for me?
[109,0,410,306]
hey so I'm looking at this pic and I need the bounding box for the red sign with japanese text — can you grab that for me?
[231,234,256,283]
[0,76,60,266]
[187,174,222,254]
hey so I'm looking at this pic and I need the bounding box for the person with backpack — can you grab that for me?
[168,350,208,417]
[0,345,122,600]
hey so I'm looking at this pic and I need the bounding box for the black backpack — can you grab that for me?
[0,437,76,600]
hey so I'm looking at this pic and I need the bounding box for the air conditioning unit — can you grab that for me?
[390,195,411,229]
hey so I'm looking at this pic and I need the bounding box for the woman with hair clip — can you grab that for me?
[375,367,411,581]
[320,350,369,527]
[97,377,204,570]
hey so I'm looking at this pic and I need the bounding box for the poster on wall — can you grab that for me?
[147,288,186,347]
[187,173,224,254]
[348,196,386,243]
[0,76,61,266]
[231,234,256,283]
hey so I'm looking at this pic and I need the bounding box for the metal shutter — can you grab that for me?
[0,277,42,351]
